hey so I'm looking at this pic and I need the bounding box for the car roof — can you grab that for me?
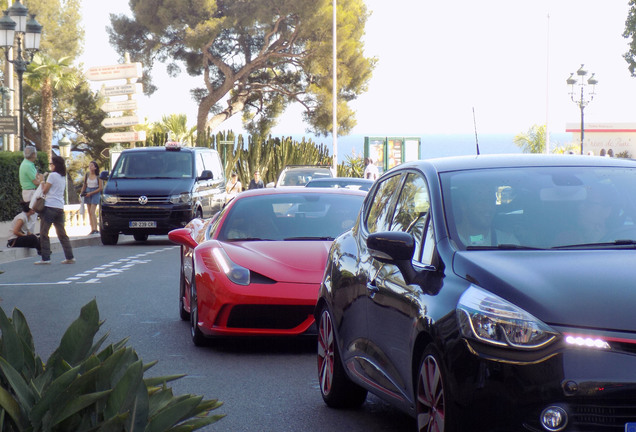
[120,146,214,154]
[396,154,636,174]
[236,186,367,199]
[306,177,373,183]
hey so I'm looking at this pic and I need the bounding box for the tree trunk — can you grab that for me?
[41,77,53,159]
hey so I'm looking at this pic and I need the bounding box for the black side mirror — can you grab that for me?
[198,169,213,180]
[367,231,418,283]
[99,170,109,181]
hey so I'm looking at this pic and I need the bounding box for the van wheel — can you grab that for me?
[100,230,118,245]
[133,233,149,242]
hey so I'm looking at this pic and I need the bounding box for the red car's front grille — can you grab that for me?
[227,305,314,330]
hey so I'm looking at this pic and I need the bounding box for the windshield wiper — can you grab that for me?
[552,239,636,249]
[284,236,335,241]
[466,244,545,250]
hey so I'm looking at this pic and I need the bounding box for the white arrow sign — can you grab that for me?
[86,63,143,81]
[101,115,140,128]
[101,99,138,112]
[101,83,143,97]
[102,131,147,143]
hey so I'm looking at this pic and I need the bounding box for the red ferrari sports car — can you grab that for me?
[168,187,366,345]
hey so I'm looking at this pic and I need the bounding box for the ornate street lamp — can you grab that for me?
[0,1,42,151]
[566,64,598,155]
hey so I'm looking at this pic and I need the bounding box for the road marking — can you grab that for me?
[0,247,177,286]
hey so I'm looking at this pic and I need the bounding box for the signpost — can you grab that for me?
[0,116,17,134]
[85,63,143,81]
[102,131,147,143]
[101,100,138,112]
[101,83,143,97]
[86,58,145,147]
[101,115,140,128]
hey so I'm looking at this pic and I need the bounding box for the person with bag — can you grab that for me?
[34,155,74,265]
[79,160,103,235]
[7,201,41,254]
[225,172,242,203]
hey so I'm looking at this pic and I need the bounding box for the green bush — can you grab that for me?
[0,151,48,222]
[0,299,224,431]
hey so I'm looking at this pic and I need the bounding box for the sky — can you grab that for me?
[78,0,636,137]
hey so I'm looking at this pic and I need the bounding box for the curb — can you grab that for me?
[0,231,103,265]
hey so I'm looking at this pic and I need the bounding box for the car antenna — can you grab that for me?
[472,107,480,155]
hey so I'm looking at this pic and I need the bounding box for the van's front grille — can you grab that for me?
[116,195,171,204]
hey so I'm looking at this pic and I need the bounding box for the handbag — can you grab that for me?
[32,196,46,214]
[79,196,86,217]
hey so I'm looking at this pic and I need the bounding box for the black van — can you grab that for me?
[98,144,226,245]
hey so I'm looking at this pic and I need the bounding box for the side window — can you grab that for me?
[196,153,205,178]
[200,151,223,179]
[365,174,403,234]
[391,173,432,264]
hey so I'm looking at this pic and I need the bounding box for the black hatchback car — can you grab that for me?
[316,154,636,432]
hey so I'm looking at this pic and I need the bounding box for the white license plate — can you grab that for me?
[129,221,157,228]
[626,423,636,432]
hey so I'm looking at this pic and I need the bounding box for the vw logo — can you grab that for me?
[138,196,148,205]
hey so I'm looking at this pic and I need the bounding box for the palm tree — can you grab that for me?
[513,124,546,154]
[24,54,78,157]
[156,113,197,145]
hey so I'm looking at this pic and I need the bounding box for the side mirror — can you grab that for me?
[367,231,417,283]
[99,170,109,181]
[198,170,213,180]
[168,227,198,249]
[266,182,275,188]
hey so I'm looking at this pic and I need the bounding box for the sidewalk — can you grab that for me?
[0,205,103,264]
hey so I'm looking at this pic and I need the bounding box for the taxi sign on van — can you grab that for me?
[165,141,182,150]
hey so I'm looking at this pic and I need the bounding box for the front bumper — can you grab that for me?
[447,332,636,432]
[100,203,193,235]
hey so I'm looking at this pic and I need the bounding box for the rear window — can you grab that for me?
[111,151,193,179]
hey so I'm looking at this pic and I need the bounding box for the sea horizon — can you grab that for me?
[298,132,575,163]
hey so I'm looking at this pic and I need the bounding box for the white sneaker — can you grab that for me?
[34,260,51,265]
[61,259,75,264]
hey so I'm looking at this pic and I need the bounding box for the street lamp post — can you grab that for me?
[0,1,42,152]
[58,135,71,205]
[566,64,598,155]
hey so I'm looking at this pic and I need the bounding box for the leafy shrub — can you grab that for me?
[0,299,224,431]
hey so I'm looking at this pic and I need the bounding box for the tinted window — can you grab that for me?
[441,166,636,249]
[391,173,431,262]
[111,151,192,179]
[365,174,403,233]
[218,193,364,241]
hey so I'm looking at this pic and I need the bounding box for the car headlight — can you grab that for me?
[457,285,556,349]
[204,247,250,286]
[102,194,119,204]
[170,193,192,204]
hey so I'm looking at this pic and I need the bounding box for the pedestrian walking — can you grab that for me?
[79,160,103,235]
[19,145,44,202]
[34,155,74,265]
[248,170,264,189]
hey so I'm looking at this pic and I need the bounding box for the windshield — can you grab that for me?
[218,193,363,241]
[279,168,332,186]
[111,151,193,179]
[441,166,636,250]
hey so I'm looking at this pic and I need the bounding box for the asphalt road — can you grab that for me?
[0,236,415,431]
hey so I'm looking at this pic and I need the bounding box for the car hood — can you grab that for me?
[222,241,332,284]
[452,250,636,331]
[104,178,193,195]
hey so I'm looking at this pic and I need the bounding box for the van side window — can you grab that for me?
[200,151,222,179]
[196,153,206,178]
